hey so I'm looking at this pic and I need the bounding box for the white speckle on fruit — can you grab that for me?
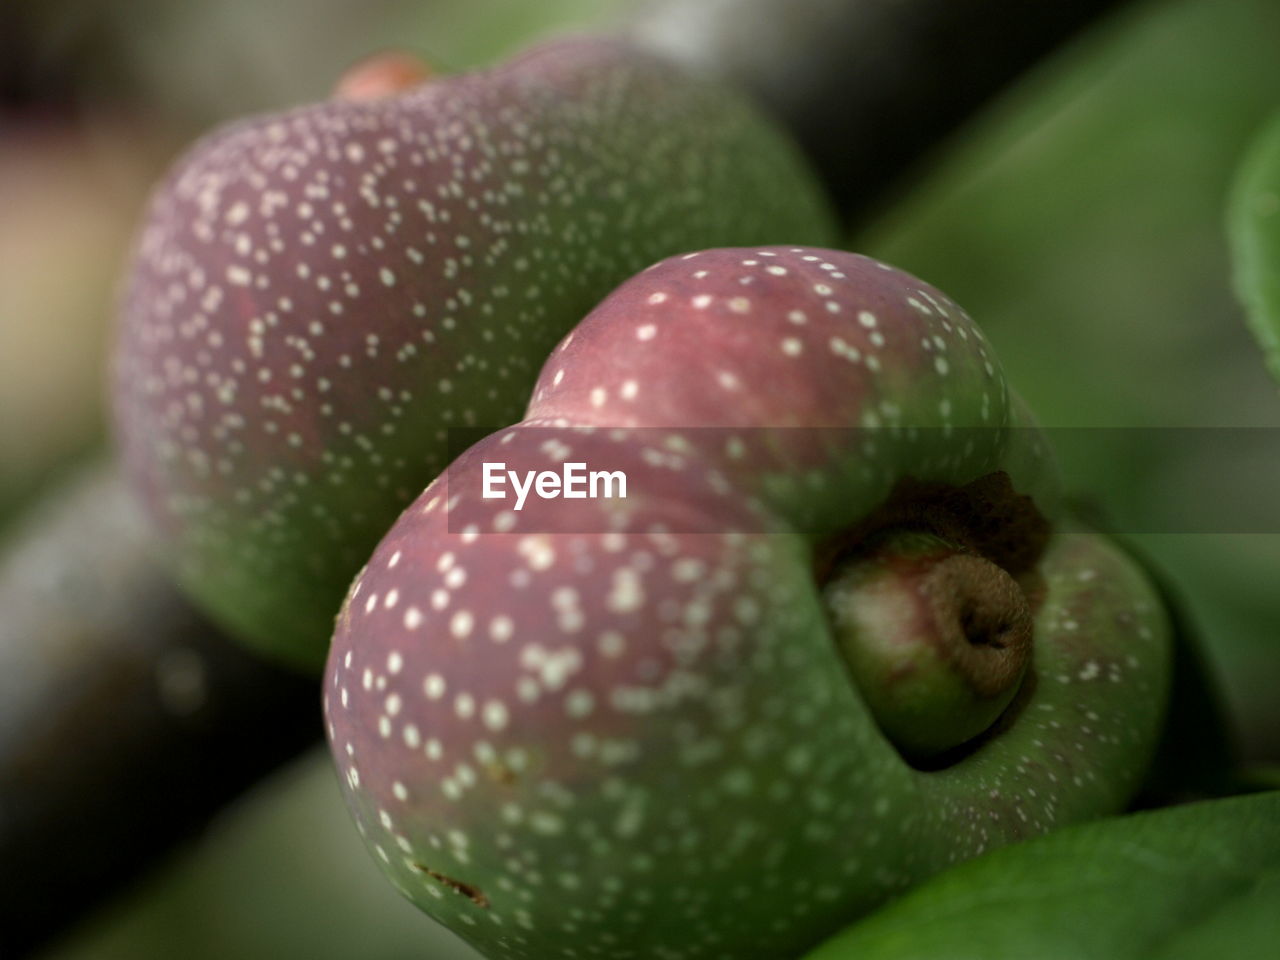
[450,610,474,639]
[607,568,644,613]
[483,700,509,731]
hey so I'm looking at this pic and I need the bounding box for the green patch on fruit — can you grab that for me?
[804,791,1280,960]
[1229,109,1280,385]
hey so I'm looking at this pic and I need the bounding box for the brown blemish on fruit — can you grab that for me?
[412,863,490,908]
[485,760,517,785]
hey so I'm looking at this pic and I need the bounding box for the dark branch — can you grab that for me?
[624,0,1131,225]
[0,462,319,958]
[0,2,1136,954]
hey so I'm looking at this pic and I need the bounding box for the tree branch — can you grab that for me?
[624,0,1132,225]
[0,2,1136,954]
[0,462,319,958]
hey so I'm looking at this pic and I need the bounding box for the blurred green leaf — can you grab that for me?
[804,792,1280,960]
[1229,110,1280,385]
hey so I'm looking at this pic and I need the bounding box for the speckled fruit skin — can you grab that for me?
[324,248,1172,960]
[112,38,835,670]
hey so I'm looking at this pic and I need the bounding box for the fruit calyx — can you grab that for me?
[819,472,1046,762]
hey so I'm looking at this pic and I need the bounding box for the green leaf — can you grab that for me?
[1229,110,1280,384]
[804,792,1280,960]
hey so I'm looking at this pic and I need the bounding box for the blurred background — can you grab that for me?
[2,0,1278,957]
